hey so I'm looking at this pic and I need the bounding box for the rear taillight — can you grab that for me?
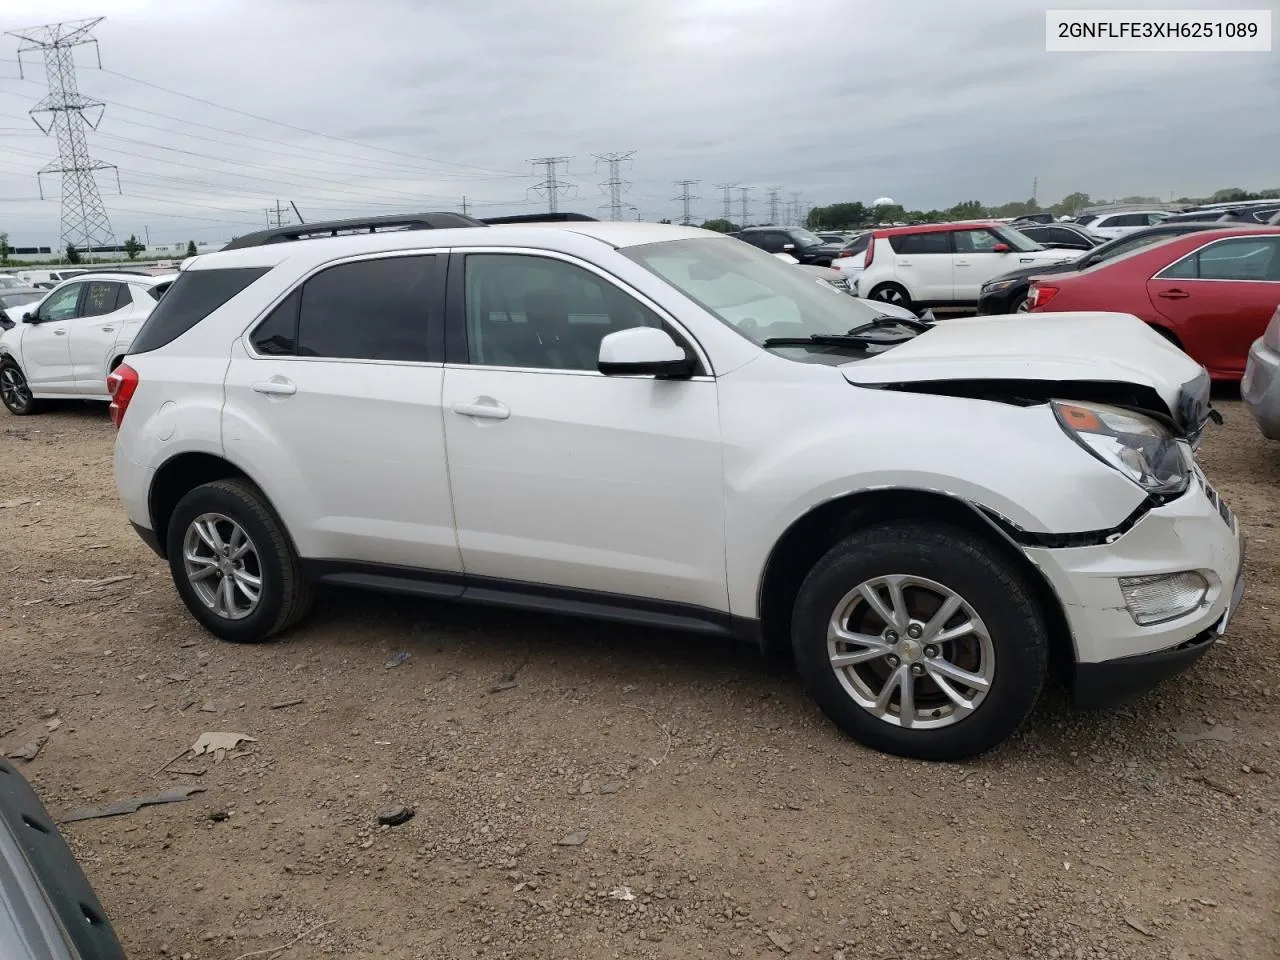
[106,363,138,428]
[1029,284,1060,310]
[864,238,876,268]
[836,250,853,259]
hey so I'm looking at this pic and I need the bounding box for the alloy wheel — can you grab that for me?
[182,513,263,620]
[0,365,31,412]
[826,574,995,729]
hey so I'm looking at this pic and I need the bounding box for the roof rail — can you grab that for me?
[219,211,487,251]
[480,212,599,224]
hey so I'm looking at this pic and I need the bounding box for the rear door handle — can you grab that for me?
[954,260,970,267]
[100,325,115,333]
[452,397,510,420]
[1158,289,1191,300]
[53,328,67,336]
[252,377,297,396]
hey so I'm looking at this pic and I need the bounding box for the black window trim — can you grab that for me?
[441,248,713,378]
[243,250,449,364]
[1153,234,1280,283]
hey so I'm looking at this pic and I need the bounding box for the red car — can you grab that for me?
[1027,225,1280,380]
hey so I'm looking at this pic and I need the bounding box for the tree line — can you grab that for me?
[697,186,1280,233]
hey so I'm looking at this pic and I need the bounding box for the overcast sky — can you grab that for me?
[0,0,1276,247]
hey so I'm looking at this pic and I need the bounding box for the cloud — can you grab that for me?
[0,0,1274,245]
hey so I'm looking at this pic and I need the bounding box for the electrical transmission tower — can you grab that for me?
[737,187,752,227]
[789,192,802,226]
[714,183,738,223]
[766,186,783,225]
[529,157,574,214]
[7,18,119,260]
[672,180,700,226]
[593,151,635,220]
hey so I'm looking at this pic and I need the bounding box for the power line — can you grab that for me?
[593,151,634,221]
[529,157,573,214]
[737,186,751,227]
[672,179,699,226]
[714,182,738,222]
[766,185,783,225]
[6,18,118,257]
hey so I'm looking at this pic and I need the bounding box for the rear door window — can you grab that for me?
[295,256,436,362]
[890,232,950,255]
[80,281,121,318]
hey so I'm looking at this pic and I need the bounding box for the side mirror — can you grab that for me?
[782,243,796,252]
[598,327,694,379]
[21,311,36,323]
[992,243,1011,253]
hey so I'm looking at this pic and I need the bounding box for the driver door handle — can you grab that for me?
[53,328,67,336]
[1158,289,1191,300]
[452,397,510,420]
[99,325,115,333]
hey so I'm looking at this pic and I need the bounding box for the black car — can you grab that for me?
[1161,202,1280,225]
[731,227,844,266]
[975,220,1262,314]
[1013,223,1099,252]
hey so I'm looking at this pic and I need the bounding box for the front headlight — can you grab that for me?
[1052,400,1190,496]
[982,279,1018,292]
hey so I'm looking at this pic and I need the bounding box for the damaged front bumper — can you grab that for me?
[1022,467,1244,709]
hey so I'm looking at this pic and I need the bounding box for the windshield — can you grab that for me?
[791,228,826,247]
[0,276,22,289]
[992,226,1044,252]
[622,237,922,362]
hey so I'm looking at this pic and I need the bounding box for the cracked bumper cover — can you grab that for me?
[1023,476,1244,708]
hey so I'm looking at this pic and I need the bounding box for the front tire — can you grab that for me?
[867,283,912,312]
[165,479,313,643]
[791,522,1047,761]
[0,359,39,415]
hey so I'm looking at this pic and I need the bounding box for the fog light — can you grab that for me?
[1118,572,1209,625]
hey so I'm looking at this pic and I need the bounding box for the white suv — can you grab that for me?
[0,271,175,415]
[848,223,1075,311]
[109,221,1244,760]
[1080,210,1171,240]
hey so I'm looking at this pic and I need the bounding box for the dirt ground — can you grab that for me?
[3,398,1279,960]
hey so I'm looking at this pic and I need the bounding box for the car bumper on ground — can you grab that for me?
[1023,470,1244,708]
[1242,336,1280,440]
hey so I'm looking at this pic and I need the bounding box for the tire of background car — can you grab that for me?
[165,478,313,643]
[790,521,1048,761]
[867,282,912,311]
[0,358,39,415]
[1011,294,1031,313]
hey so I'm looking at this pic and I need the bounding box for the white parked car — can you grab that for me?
[1080,210,1171,241]
[0,271,175,415]
[109,222,1242,761]
[14,268,91,289]
[849,223,1076,310]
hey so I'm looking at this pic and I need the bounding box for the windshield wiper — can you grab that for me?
[848,315,934,335]
[762,333,882,348]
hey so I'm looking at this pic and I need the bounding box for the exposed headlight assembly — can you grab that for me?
[1052,400,1189,496]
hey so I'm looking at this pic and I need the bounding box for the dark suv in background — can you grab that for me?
[731,226,844,266]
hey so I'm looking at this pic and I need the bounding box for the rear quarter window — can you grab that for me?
[128,267,270,355]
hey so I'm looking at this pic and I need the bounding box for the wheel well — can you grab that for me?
[757,489,1075,681]
[148,453,252,557]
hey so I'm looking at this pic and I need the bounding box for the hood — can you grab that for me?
[839,311,1212,436]
[985,257,1083,285]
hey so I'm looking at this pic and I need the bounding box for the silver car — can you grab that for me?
[1243,307,1280,440]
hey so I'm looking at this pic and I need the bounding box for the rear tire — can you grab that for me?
[867,283,913,312]
[1011,294,1031,313]
[791,521,1047,761]
[165,479,313,643]
[0,359,39,415]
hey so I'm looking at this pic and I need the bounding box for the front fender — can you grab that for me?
[718,371,1145,617]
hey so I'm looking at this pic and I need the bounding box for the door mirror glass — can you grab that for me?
[992,243,1011,253]
[598,327,694,378]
